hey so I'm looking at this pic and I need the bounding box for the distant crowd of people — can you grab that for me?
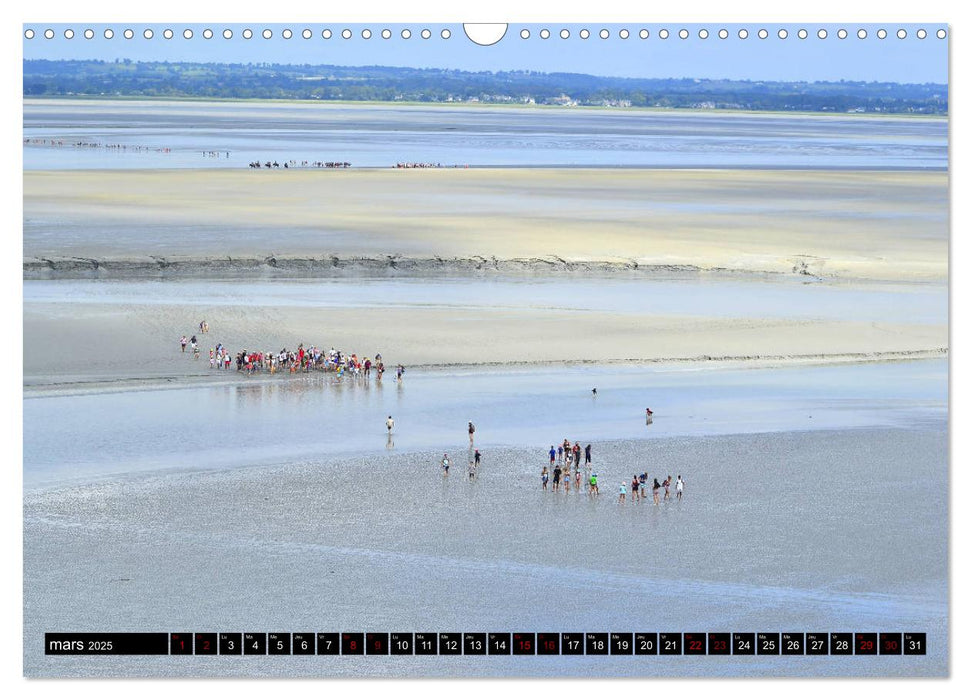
[542,439,594,494]
[534,427,683,505]
[616,473,684,505]
[393,162,469,169]
[248,159,350,169]
[179,320,402,381]
[24,137,171,153]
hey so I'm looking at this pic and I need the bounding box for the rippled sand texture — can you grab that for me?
[23,168,947,282]
[24,429,947,677]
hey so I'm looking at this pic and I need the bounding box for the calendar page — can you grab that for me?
[21,15,949,680]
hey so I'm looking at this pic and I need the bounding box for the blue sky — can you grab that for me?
[22,23,948,84]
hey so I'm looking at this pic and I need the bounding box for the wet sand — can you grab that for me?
[24,428,947,677]
[24,168,948,282]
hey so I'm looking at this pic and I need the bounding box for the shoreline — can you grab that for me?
[23,348,947,398]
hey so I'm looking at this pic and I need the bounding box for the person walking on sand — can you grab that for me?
[676,475,684,501]
[630,474,640,502]
[468,421,476,445]
[563,470,571,493]
[474,448,481,471]
[386,415,395,434]
[557,444,564,465]
[664,475,672,501]
[589,472,599,495]
[646,407,654,425]
[441,453,450,476]
[180,335,187,353]
[574,464,581,491]
[584,445,593,489]
[619,480,627,504]
[549,445,556,466]
[552,464,561,492]
[652,478,661,506]
[541,466,549,490]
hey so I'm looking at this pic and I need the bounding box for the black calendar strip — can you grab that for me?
[45,632,927,656]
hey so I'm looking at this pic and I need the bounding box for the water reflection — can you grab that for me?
[23,359,946,487]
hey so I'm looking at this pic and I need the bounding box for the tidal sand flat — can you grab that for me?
[22,98,949,679]
[24,426,947,678]
[24,168,947,281]
[22,99,948,171]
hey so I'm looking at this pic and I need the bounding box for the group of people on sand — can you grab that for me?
[393,162,468,169]
[24,137,172,153]
[179,322,395,380]
[439,447,481,480]
[542,439,593,494]
[179,334,202,358]
[618,473,684,505]
[219,345,387,378]
[249,159,350,169]
[538,436,685,505]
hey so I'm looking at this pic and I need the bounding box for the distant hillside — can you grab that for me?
[23,60,948,114]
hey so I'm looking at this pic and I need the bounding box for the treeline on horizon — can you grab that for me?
[23,60,949,114]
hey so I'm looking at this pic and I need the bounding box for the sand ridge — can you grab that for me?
[24,168,948,282]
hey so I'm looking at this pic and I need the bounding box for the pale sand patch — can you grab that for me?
[23,301,947,388]
[24,168,948,281]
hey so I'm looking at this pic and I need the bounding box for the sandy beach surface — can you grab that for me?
[24,168,947,282]
[24,426,947,677]
[22,129,949,679]
[23,297,945,391]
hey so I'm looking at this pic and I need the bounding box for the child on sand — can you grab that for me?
[676,475,684,500]
[541,467,549,490]
[619,481,627,504]
[441,453,450,476]
[589,472,599,495]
